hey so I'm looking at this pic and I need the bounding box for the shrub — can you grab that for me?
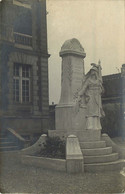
[101,103,122,137]
[38,136,66,159]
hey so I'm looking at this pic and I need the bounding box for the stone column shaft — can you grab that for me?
[56,38,86,132]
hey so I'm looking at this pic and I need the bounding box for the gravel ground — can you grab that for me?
[0,152,125,193]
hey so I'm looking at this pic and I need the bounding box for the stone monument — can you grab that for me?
[49,38,102,142]
[22,39,125,173]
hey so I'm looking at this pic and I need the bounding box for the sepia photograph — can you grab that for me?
[0,0,125,193]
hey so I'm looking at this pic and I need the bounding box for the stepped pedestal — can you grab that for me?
[79,139,125,172]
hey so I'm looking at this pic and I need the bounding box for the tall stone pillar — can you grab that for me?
[56,38,86,132]
[49,38,101,141]
[49,39,89,140]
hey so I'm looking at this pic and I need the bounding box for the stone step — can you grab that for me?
[0,130,23,151]
[84,159,125,172]
[0,134,6,138]
[82,147,112,156]
[0,146,19,151]
[84,153,119,164]
[80,141,106,149]
[0,137,18,142]
[0,132,7,137]
[0,137,8,141]
[0,141,17,146]
[0,137,14,143]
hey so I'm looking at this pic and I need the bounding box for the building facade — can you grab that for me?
[101,64,125,137]
[0,0,50,136]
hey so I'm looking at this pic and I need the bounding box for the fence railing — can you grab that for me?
[14,32,32,47]
[0,24,32,47]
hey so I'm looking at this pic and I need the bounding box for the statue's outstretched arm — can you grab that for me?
[78,80,88,97]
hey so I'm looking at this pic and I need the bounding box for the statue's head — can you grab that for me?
[91,66,98,72]
[90,66,99,79]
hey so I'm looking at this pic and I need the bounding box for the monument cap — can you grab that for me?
[60,38,86,58]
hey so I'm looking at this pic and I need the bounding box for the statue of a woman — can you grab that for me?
[78,63,105,130]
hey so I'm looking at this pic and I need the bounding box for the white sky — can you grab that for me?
[47,0,125,104]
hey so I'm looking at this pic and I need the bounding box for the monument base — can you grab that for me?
[55,104,86,131]
[48,129,101,142]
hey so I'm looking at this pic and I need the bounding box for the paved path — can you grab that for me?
[0,151,125,193]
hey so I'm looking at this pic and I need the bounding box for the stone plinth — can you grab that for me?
[66,135,84,173]
[55,104,86,132]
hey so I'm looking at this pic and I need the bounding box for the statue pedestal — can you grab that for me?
[55,104,86,131]
[48,129,101,142]
[49,103,101,142]
[48,102,100,142]
[48,103,101,142]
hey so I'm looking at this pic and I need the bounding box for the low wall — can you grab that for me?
[21,155,66,172]
[20,134,83,173]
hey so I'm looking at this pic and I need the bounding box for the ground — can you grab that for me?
[0,138,125,193]
[112,137,125,148]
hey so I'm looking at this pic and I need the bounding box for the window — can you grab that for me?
[13,63,31,103]
[13,5,32,35]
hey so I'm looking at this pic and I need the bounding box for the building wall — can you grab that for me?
[101,68,125,137]
[0,0,50,136]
